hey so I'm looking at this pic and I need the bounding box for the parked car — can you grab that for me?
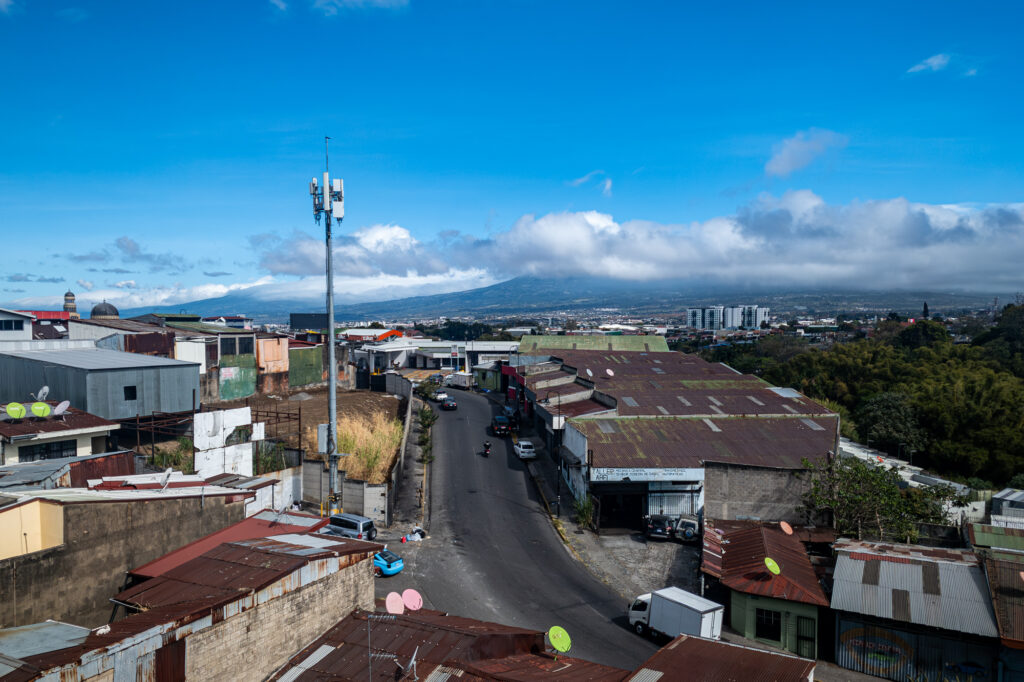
[673,514,701,542]
[373,548,404,576]
[440,396,458,410]
[513,440,536,459]
[491,415,511,436]
[328,512,378,541]
[644,514,673,540]
[431,389,449,402]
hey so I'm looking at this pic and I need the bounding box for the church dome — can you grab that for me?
[91,300,119,319]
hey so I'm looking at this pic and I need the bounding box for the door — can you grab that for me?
[796,616,816,659]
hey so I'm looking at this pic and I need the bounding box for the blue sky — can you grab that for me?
[2,1,1022,310]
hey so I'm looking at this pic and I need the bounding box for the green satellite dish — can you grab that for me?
[548,626,571,653]
[765,557,781,575]
[31,402,52,418]
[6,402,26,419]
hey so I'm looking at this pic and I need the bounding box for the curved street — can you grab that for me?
[376,390,658,670]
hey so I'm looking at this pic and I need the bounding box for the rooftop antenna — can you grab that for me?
[271,501,289,526]
[310,136,346,517]
[395,645,420,681]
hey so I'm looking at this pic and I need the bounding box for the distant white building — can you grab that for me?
[687,305,768,330]
[0,308,33,342]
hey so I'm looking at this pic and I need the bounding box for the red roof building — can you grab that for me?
[627,634,815,682]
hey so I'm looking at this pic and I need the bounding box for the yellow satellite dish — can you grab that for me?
[765,557,781,575]
[548,626,571,653]
[6,403,26,419]
[32,402,52,418]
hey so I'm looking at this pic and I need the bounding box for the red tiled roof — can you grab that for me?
[629,634,814,681]
[0,402,118,439]
[129,512,330,578]
[702,522,828,606]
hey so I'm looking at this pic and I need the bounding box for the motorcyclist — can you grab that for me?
[483,440,491,455]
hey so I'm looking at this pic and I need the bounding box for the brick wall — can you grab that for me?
[703,462,811,523]
[185,554,375,681]
[0,495,247,628]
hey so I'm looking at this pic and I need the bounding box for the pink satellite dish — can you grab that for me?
[605,368,615,377]
[779,521,793,535]
[385,592,405,615]
[402,588,423,611]
[1019,570,1024,583]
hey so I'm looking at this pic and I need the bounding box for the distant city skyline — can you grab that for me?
[1,1,1022,310]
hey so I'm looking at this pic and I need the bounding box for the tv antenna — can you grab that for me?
[271,501,290,526]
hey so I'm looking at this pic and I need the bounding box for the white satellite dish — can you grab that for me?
[585,369,593,378]
[53,400,71,421]
[605,368,615,377]
[31,385,50,401]
[159,467,173,492]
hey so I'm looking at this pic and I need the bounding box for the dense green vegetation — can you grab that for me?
[415,320,514,341]
[703,306,1024,485]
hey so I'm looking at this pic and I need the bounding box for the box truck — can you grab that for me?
[444,371,474,389]
[627,587,723,639]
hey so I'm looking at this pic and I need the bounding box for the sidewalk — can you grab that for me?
[378,395,429,543]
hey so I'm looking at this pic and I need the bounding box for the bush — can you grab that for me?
[573,496,595,528]
[1009,473,1024,489]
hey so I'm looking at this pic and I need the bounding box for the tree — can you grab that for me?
[896,320,950,350]
[922,301,930,319]
[800,456,965,542]
[855,392,926,456]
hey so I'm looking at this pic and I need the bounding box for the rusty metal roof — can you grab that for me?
[69,318,194,337]
[983,555,1024,646]
[628,634,814,681]
[573,415,837,470]
[831,540,998,637]
[971,523,1024,552]
[117,533,379,610]
[702,522,829,606]
[0,402,117,440]
[129,511,330,578]
[269,609,628,681]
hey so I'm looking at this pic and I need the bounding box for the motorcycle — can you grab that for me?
[483,441,491,457]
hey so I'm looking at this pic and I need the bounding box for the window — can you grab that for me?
[13,320,23,331]
[0,319,22,331]
[630,599,648,612]
[220,337,237,356]
[124,385,137,400]
[19,439,77,462]
[238,337,254,355]
[755,608,782,642]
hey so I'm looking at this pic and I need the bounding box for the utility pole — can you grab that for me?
[310,137,345,514]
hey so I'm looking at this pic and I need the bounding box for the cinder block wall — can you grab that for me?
[0,496,247,628]
[703,462,811,523]
[185,555,375,681]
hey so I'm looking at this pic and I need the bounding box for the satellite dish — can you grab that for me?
[159,467,173,492]
[547,626,571,653]
[6,403,26,420]
[765,557,781,575]
[585,369,593,378]
[605,368,615,377]
[1019,570,1024,583]
[779,521,793,535]
[402,588,423,611]
[53,400,71,421]
[31,386,49,401]
[31,402,52,418]
[385,592,405,615]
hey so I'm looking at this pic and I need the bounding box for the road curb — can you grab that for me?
[526,464,583,563]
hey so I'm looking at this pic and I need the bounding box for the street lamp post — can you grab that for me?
[310,137,345,514]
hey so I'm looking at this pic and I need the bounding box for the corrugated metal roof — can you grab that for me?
[130,512,329,578]
[0,402,118,438]
[574,415,837,470]
[627,634,814,682]
[521,335,670,353]
[0,347,198,370]
[70,318,195,337]
[1,484,248,508]
[701,522,829,606]
[984,556,1024,645]
[970,523,1024,551]
[0,621,90,660]
[268,609,628,681]
[831,540,998,637]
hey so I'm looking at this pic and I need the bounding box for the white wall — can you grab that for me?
[193,408,255,477]
[194,442,253,478]
[175,339,207,374]
[0,311,32,341]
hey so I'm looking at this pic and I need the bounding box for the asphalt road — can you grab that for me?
[377,391,658,671]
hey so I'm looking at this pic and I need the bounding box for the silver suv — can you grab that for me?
[328,513,377,541]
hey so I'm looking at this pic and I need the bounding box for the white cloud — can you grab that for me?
[965,68,978,77]
[601,178,613,198]
[0,0,14,14]
[113,280,137,289]
[76,279,94,291]
[312,0,407,15]
[908,53,950,73]
[269,0,287,9]
[570,169,614,197]
[354,224,417,253]
[765,128,848,178]
[569,170,604,187]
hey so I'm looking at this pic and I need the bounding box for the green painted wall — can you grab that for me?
[730,591,819,659]
[219,354,256,401]
[289,346,323,387]
[474,368,500,391]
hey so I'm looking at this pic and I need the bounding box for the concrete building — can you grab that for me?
[688,305,769,330]
[0,403,119,465]
[0,347,200,420]
[0,308,33,342]
[0,483,252,627]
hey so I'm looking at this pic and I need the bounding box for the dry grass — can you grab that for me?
[304,411,403,484]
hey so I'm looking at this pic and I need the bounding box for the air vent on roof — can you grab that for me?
[652,367,665,374]
[747,396,765,406]
[597,421,617,434]
[702,418,722,432]
[768,387,802,398]
[657,406,669,415]
[783,405,799,414]
[676,396,692,406]
[708,396,722,406]
[653,358,662,364]
[622,396,639,407]
[801,418,826,431]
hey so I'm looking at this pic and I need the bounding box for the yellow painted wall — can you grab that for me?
[0,500,64,560]
[256,337,289,373]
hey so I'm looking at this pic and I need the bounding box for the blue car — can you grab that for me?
[373,549,404,577]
